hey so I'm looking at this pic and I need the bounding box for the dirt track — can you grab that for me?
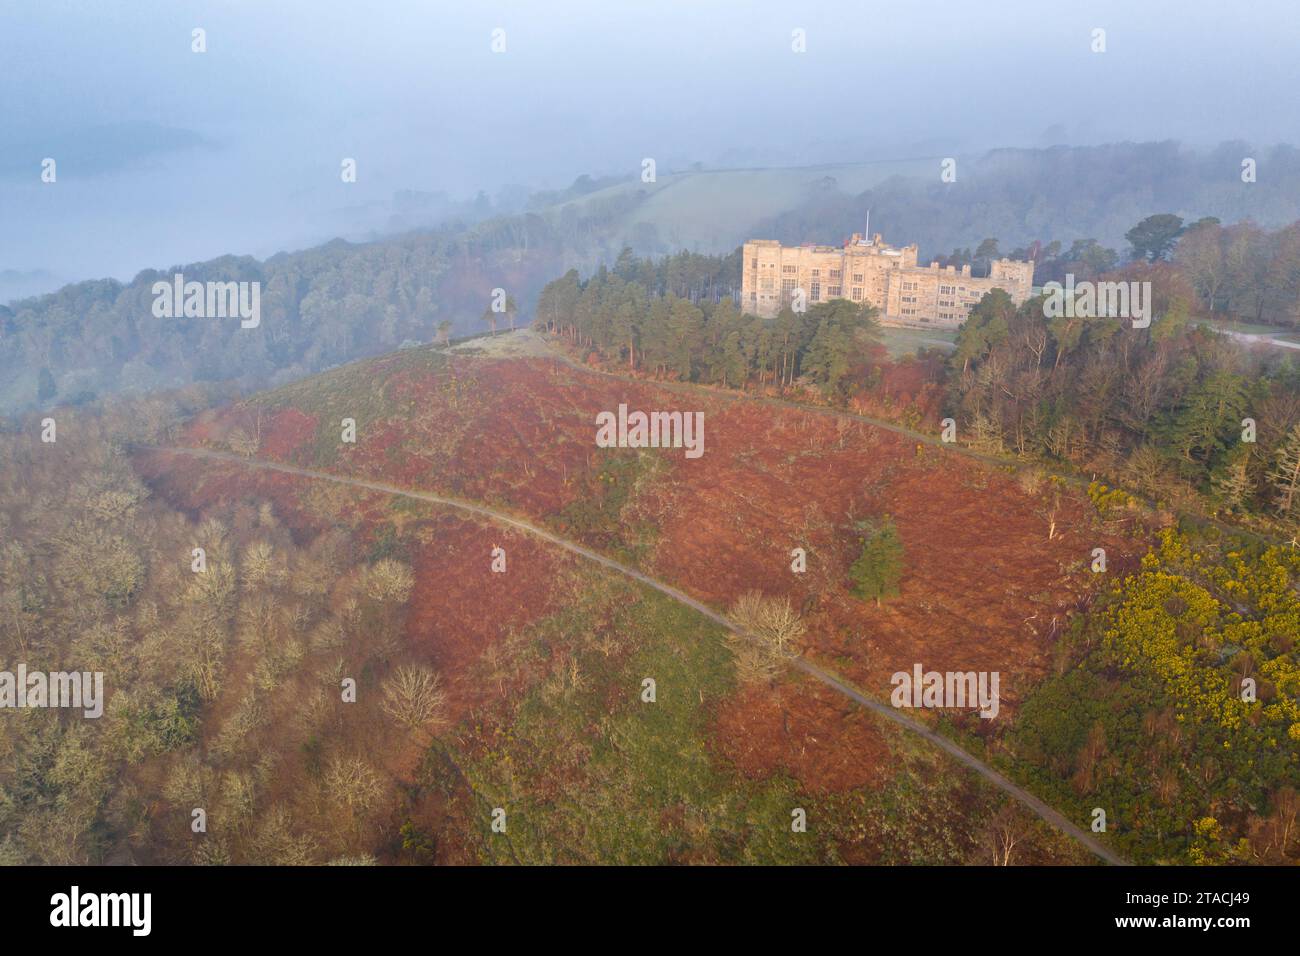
[143,443,1129,866]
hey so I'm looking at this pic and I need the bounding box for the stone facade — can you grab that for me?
[741,233,1035,328]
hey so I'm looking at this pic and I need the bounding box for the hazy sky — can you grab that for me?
[2,0,1297,285]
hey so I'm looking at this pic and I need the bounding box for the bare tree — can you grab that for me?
[324,755,384,817]
[980,804,1024,866]
[726,591,805,683]
[363,559,414,603]
[227,426,258,458]
[382,665,448,733]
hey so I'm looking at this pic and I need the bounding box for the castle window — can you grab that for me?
[829,270,841,280]
[782,265,797,274]
[828,286,841,297]
[851,287,863,300]
[852,273,864,282]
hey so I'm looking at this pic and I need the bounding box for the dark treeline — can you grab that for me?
[950,278,1300,527]
[16,141,1300,419]
[933,236,1121,284]
[933,216,1300,328]
[536,248,882,396]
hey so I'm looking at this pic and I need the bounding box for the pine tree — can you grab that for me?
[1268,424,1300,520]
[804,316,851,395]
[849,516,905,606]
[666,297,702,380]
[1210,447,1252,513]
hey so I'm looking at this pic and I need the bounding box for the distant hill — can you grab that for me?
[0,122,209,181]
[0,268,65,305]
[557,158,935,255]
[0,222,567,414]
[7,140,1298,415]
[754,141,1300,258]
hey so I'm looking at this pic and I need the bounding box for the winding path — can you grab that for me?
[143,443,1129,866]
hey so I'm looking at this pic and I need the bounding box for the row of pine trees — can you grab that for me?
[535,253,882,396]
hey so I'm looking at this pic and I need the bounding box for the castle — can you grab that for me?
[741,233,1035,328]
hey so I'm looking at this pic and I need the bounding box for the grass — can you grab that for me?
[248,345,449,467]
[444,574,830,864]
[1196,317,1298,337]
[554,448,666,563]
[561,159,935,254]
[879,325,958,359]
[431,566,1054,864]
[224,339,1100,864]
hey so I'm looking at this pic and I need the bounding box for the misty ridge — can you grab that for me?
[6,139,1300,416]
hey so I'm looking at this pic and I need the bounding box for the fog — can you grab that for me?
[2,0,1297,290]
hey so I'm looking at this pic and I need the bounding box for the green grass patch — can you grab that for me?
[447,576,831,864]
[554,449,666,563]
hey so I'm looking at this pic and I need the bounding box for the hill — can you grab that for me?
[127,332,1157,862]
[756,141,1300,259]
[7,331,1297,863]
[0,364,1098,865]
[557,159,934,255]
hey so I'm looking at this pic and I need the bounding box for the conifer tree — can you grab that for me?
[1211,447,1252,513]
[849,516,905,606]
[1268,424,1300,521]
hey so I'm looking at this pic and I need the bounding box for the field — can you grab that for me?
[561,159,934,254]
[879,325,958,359]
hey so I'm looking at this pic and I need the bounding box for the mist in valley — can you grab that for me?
[4,0,1299,295]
